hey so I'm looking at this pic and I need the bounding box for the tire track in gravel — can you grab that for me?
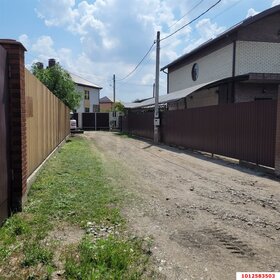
[84,132,280,280]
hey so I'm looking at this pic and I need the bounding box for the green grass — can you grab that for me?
[65,236,150,280]
[0,136,152,279]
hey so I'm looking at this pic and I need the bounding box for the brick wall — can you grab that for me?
[236,41,280,76]
[0,40,27,211]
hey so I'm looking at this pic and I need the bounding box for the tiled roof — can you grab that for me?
[100,96,113,103]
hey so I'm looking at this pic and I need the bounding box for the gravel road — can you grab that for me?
[84,131,280,280]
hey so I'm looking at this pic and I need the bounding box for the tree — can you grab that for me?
[113,101,125,113]
[31,63,82,110]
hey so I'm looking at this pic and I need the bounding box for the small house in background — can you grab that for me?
[70,73,102,113]
[100,96,114,112]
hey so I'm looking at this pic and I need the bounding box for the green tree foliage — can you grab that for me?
[113,101,125,113]
[31,63,82,110]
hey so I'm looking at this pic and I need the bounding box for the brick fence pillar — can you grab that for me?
[275,85,280,176]
[0,40,27,212]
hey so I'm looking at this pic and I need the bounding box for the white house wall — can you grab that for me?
[75,85,100,113]
[235,41,280,76]
[168,43,234,93]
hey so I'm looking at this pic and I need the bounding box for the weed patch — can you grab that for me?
[65,236,149,280]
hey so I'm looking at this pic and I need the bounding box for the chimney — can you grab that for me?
[36,62,44,69]
[48,58,56,68]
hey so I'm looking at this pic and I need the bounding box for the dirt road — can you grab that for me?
[84,131,280,280]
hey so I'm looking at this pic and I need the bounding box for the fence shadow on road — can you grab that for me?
[112,131,280,183]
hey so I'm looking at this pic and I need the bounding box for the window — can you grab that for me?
[191,63,199,81]
[84,90,90,100]
[85,107,90,113]
[93,105,99,112]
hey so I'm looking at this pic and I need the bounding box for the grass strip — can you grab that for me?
[0,136,151,279]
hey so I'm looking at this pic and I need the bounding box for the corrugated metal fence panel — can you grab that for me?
[96,113,109,129]
[82,113,96,129]
[128,111,154,139]
[216,101,276,167]
[121,115,129,133]
[161,107,218,153]
[254,100,276,167]
[127,100,277,168]
[25,69,70,177]
[0,45,9,223]
[82,113,109,129]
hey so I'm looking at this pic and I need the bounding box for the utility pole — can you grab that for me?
[113,74,116,104]
[154,31,160,144]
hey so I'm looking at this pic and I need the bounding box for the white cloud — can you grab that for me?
[36,0,78,27]
[272,0,280,6]
[183,18,225,54]
[31,36,57,61]
[18,34,30,49]
[33,1,226,102]
[246,8,259,18]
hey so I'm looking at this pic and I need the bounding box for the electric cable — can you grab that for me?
[168,0,205,29]
[117,41,156,81]
[161,0,222,42]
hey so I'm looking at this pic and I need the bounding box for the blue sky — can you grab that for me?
[0,0,279,102]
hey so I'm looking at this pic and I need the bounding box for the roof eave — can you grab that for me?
[161,5,280,71]
[76,82,102,89]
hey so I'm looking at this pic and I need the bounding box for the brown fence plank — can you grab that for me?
[124,100,277,168]
[25,69,70,177]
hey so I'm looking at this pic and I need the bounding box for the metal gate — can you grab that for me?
[82,113,109,130]
[0,45,9,224]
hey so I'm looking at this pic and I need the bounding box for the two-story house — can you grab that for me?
[70,73,102,113]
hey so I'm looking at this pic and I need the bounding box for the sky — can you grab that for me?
[0,0,279,103]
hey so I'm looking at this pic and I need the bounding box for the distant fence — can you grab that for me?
[122,111,154,139]
[122,100,277,168]
[73,112,109,130]
[25,69,70,177]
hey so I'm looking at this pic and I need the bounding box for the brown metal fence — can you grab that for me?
[0,46,9,223]
[25,69,70,177]
[123,100,277,168]
[122,111,154,139]
[82,113,109,130]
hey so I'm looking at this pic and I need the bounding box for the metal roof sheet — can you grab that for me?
[124,80,217,109]
[69,73,102,89]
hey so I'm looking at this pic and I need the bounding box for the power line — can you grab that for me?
[117,41,156,81]
[161,0,222,42]
[118,81,153,87]
[210,0,242,21]
[168,0,205,29]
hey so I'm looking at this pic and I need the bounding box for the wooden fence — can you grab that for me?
[122,100,277,168]
[25,69,70,177]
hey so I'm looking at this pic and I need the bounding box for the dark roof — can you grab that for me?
[100,96,113,103]
[161,5,280,71]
